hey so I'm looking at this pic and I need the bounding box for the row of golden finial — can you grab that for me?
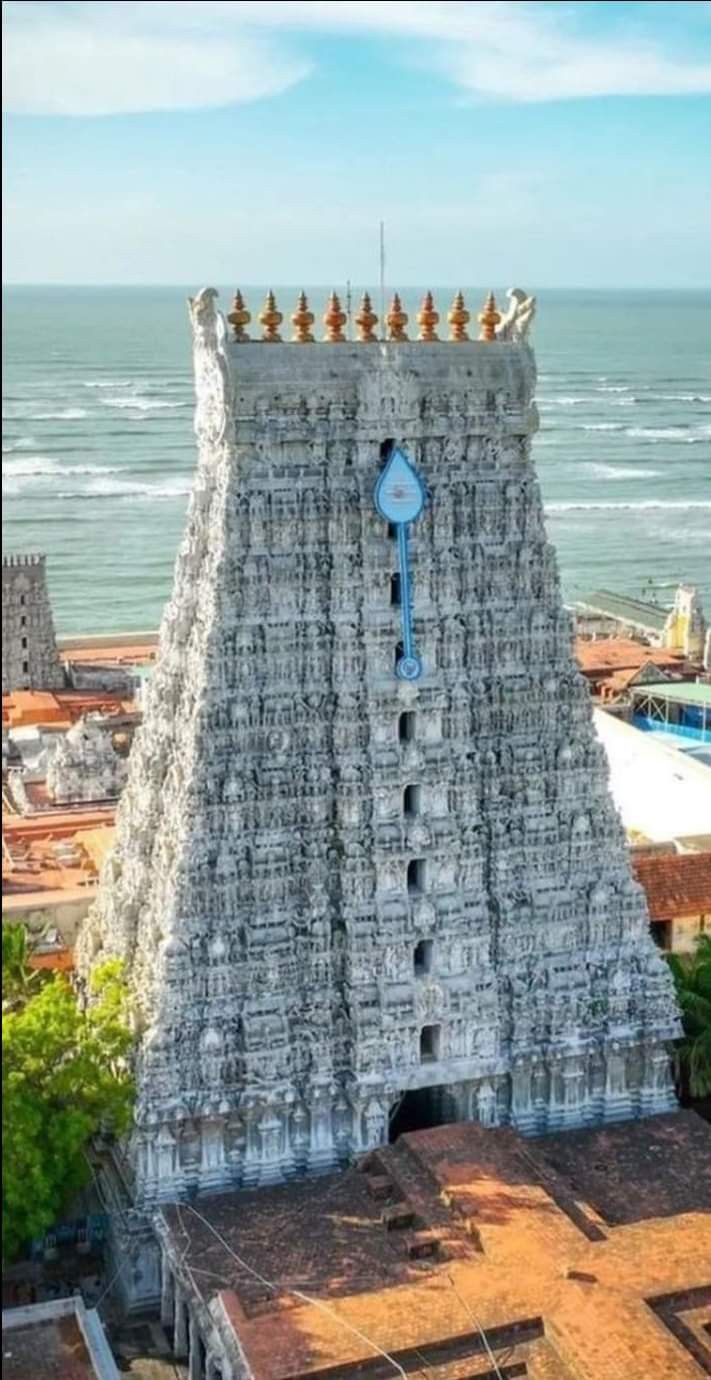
[227,290,502,343]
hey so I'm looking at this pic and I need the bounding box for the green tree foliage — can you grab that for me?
[2,949,134,1262]
[667,934,711,1100]
[2,923,45,1009]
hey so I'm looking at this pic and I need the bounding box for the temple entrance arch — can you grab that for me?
[388,1085,459,1142]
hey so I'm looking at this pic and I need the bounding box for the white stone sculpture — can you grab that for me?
[77,287,680,1224]
[47,714,130,804]
[496,288,537,342]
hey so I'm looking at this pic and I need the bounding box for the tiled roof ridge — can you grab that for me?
[633,850,711,921]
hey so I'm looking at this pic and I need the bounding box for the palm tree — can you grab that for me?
[667,934,711,1101]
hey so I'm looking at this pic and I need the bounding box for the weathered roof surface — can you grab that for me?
[576,590,668,631]
[575,637,683,675]
[633,850,711,921]
[631,680,711,708]
[2,1299,119,1380]
[161,1112,711,1380]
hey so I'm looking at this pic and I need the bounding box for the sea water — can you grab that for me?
[2,287,710,634]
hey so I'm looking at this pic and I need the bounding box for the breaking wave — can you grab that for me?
[28,408,89,420]
[624,426,703,441]
[586,464,662,479]
[580,423,625,432]
[83,477,192,498]
[99,396,187,412]
[83,379,133,389]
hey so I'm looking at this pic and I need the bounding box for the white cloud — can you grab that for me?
[3,0,711,114]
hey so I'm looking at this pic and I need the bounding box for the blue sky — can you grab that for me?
[3,1,711,286]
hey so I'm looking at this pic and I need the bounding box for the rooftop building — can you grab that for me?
[632,849,711,953]
[574,637,692,704]
[154,1112,711,1380]
[594,708,711,844]
[575,584,707,661]
[2,1296,120,1380]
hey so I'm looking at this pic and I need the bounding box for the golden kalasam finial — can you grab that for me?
[323,292,347,343]
[227,289,251,342]
[355,292,378,342]
[259,290,283,342]
[291,291,315,343]
[386,293,408,341]
[417,291,439,342]
[478,291,501,342]
[447,291,470,342]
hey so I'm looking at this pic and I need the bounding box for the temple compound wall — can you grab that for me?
[2,554,64,694]
[78,287,680,1218]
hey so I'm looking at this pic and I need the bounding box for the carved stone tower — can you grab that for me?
[79,287,679,1207]
[2,553,64,693]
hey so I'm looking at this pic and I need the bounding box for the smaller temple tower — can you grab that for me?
[663,584,707,662]
[2,554,64,693]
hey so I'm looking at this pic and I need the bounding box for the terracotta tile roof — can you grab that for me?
[575,638,685,676]
[161,1112,711,1380]
[633,850,711,921]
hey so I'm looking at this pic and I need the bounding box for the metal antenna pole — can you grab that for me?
[346,279,352,340]
[379,220,386,340]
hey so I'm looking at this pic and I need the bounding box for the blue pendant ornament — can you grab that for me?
[374,447,427,682]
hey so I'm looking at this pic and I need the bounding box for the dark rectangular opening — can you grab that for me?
[407,859,426,895]
[390,572,402,606]
[398,712,415,742]
[420,1024,440,1062]
[403,784,421,818]
[414,939,433,977]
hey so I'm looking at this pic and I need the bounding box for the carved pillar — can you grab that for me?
[160,1252,175,1329]
[173,1286,189,1359]
[188,1310,203,1380]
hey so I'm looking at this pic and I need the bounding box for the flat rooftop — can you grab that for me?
[2,1298,119,1380]
[593,708,711,842]
[160,1111,711,1380]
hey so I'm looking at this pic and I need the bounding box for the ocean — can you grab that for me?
[2,287,710,635]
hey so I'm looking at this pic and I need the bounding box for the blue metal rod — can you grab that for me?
[397,521,414,659]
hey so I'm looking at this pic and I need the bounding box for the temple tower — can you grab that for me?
[79,287,679,1207]
[2,554,64,693]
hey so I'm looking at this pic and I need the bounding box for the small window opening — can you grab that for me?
[22,660,29,675]
[414,939,433,977]
[390,572,402,606]
[399,712,415,743]
[20,615,26,627]
[394,640,404,671]
[388,523,398,541]
[380,439,395,463]
[403,784,421,818]
[420,1024,440,1062]
[21,637,28,649]
[19,595,26,606]
[407,859,426,895]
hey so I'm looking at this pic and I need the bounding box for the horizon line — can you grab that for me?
[4,281,711,293]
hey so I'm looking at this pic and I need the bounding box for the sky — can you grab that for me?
[2,1,711,287]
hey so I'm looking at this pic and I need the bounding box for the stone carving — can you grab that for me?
[47,714,131,803]
[496,288,537,343]
[77,288,680,1210]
